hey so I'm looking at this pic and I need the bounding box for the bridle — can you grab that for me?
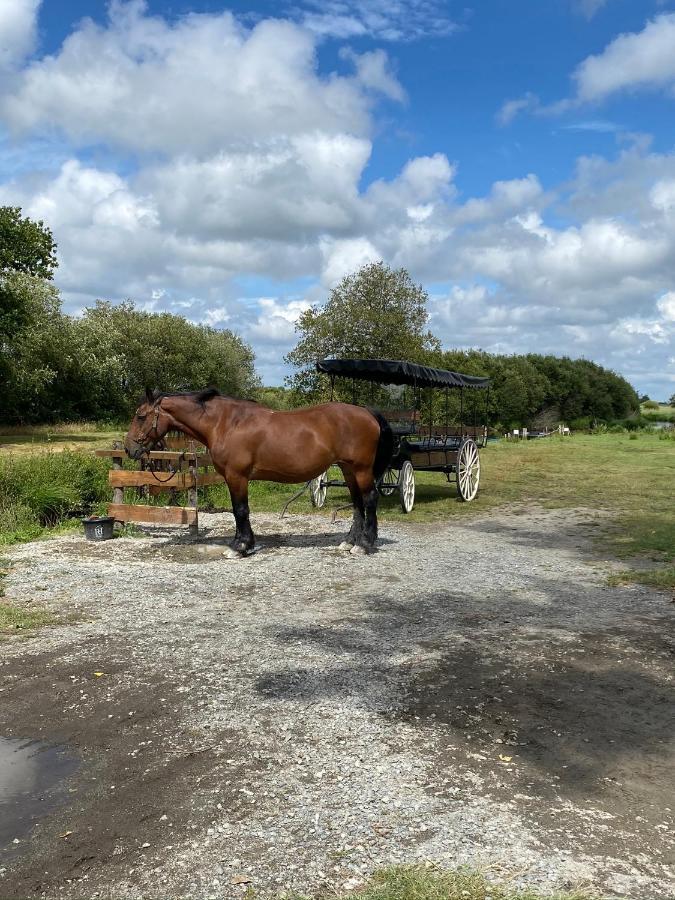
[133,400,188,484]
[137,401,163,448]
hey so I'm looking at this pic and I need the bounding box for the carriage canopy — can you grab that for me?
[316,358,490,390]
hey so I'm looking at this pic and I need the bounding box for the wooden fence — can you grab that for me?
[94,435,225,532]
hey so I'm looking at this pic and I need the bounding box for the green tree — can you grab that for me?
[669,393,675,408]
[285,262,441,399]
[0,274,67,422]
[68,301,259,420]
[1,207,58,341]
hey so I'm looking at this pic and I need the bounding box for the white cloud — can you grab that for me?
[1,1,402,156]
[0,0,40,69]
[1,2,674,393]
[574,0,608,20]
[573,13,675,103]
[656,291,675,322]
[297,0,457,42]
[338,48,406,102]
[247,297,312,343]
[501,14,675,122]
[496,92,539,126]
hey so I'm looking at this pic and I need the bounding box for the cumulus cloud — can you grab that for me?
[573,13,675,103]
[1,2,673,394]
[500,14,675,123]
[1,0,403,156]
[0,0,40,70]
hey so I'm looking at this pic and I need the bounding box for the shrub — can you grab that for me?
[643,399,660,409]
[0,451,110,543]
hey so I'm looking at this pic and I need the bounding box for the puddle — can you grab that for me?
[0,737,79,852]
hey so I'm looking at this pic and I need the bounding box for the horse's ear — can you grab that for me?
[145,387,155,404]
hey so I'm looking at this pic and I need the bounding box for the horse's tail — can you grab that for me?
[370,410,394,482]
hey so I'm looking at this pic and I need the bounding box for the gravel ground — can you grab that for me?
[0,506,673,899]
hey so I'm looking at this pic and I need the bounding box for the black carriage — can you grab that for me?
[310,358,490,513]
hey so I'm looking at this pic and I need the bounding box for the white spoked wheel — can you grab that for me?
[309,471,328,508]
[378,467,399,497]
[399,460,415,513]
[457,438,480,502]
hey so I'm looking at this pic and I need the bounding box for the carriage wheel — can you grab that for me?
[457,438,480,502]
[399,460,415,513]
[309,471,328,508]
[378,467,398,497]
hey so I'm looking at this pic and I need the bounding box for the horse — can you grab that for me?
[124,388,393,557]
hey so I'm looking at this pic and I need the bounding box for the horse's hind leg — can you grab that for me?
[339,466,364,551]
[225,473,255,556]
[355,468,379,551]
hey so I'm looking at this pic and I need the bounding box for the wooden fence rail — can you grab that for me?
[94,436,225,532]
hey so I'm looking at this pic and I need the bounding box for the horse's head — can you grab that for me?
[124,388,172,459]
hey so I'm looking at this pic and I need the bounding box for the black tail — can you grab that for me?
[370,410,394,482]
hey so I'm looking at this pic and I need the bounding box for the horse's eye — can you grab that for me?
[137,413,146,421]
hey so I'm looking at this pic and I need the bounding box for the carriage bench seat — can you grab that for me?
[383,409,418,436]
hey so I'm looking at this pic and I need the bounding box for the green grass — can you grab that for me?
[0,423,122,455]
[0,432,672,590]
[0,601,56,634]
[262,866,595,900]
[0,560,57,635]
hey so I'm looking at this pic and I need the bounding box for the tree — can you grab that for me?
[67,301,259,421]
[0,206,57,279]
[0,274,67,422]
[285,262,440,398]
[670,394,675,408]
[1,207,58,353]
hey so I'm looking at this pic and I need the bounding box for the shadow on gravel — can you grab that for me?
[147,529,398,554]
[256,588,675,804]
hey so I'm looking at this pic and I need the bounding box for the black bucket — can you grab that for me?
[82,516,115,542]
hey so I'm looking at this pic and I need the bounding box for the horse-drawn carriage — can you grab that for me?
[309,358,490,513]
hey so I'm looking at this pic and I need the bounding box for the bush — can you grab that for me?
[0,451,111,543]
[643,399,660,409]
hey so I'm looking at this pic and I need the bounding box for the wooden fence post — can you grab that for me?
[112,441,124,506]
[187,456,199,534]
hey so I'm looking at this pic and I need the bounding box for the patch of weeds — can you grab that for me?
[0,602,56,635]
[247,867,596,900]
[608,567,675,591]
[349,867,595,900]
[115,522,144,538]
[0,558,58,637]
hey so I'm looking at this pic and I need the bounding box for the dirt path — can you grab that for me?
[1,508,673,899]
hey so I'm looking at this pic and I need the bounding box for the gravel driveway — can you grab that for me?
[0,507,673,899]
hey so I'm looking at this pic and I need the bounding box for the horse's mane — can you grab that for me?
[142,387,222,408]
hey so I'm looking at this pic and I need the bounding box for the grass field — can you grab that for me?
[0,422,122,455]
[0,429,673,589]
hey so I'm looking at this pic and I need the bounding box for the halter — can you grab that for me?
[133,400,164,455]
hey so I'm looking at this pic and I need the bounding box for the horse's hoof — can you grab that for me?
[222,546,243,559]
[338,541,353,551]
[350,544,367,556]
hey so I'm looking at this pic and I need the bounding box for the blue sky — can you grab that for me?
[1,0,674,397]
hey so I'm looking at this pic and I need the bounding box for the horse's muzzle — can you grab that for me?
[124,437,146,460]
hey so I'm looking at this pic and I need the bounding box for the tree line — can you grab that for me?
[1,209,640,429]
[0,208,258,424]
[284,262,640,430]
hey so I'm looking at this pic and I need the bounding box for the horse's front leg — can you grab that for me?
[226,472,255,556]
[339,467,365,552]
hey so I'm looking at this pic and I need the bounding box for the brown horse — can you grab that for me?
[124,388,393,556]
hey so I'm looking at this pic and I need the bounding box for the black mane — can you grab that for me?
[141,387,222,407]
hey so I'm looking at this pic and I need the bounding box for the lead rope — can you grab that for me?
[147,451,187,484]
